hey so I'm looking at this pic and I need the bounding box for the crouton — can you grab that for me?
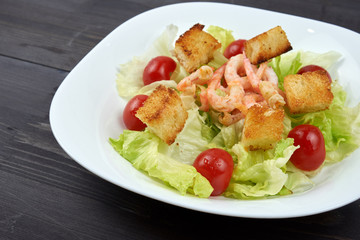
[136,85,188,145]
[283,70,333,114]
[174,23,221,73]
[244,26,292,65]
[241,105,285,151]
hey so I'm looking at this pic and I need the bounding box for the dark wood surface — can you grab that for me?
[1,0,360,239]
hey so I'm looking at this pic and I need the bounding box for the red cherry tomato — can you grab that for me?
[288,124,326,171]
[297,65,332,82]
[224,39,246,59]
[123,95,148,131]
[193,148,234,196]
[143,56,177,85]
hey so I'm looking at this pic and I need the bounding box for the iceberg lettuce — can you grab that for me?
[116,25,187,100]
[272,50,360,163]
[109,130,213,198]
[166,108,214,165]
[224,139,302,199]
[288,81,360,163]
[206,25,233,69]
[269,50,341,91]
[206,25,235,53]
[109,106,220,197]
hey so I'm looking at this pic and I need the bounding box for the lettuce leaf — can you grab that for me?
[166,108,213,165]
[288,81,360,163]
[270,50,360,163]
[269,50,341,91]
[109,130,213,198]
[224,139,301,199]
[206,25,235,53]
[208,119,244,151]
[136,80,178,96]
[284,171,314,194]
[269,51,302,91]
[208,50,229,69]
[206,25,234,69]
[116,25,186,100]
[109,106,221,197]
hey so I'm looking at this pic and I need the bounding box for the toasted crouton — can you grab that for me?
[244,26,292,65]
[136,85,188,145]
[241,105,285,151]
[283,70,333,114]
[174,23,221,73]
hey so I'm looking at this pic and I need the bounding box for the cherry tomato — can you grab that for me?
[297,65,332,82]
[123,95,148,131]
[143,56,177,85]
[288,124,326,171]
[193,148,234,196]
[223,39,246,59]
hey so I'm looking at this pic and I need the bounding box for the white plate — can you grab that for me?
[49,2,360,218]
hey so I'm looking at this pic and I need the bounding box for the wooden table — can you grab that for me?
[1,1,360,239]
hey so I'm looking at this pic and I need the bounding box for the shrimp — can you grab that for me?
[192,54,284,125]
[263,65,279,86]
[243,55,286,104]
[224,54,251,90]
[242,92,266,109]
[262,66,286,99]
[243,54,261,93]
[177,65,213,94]
[207,64,245,112]
[219,109,244,126]
[256,62,268,79]
[259,81,285,109]
[199,87,209,112]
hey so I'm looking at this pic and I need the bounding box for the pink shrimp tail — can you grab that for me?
[199,88,209,112]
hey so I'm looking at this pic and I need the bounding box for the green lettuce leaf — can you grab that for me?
[224,139,300,199]
[136,80,178,96]
[284,171,314,194]
[270,50,359,163]
[208,50,229,69]
[206,25,234,69]
[269,50,341,91]
[288,81,360,163]
[166,108,213,165]
[206,25,235,53]
[208,119,244,151]
[269,51,302,91]
[109,130,213,198]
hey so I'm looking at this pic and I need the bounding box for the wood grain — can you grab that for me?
[1,0,360,239]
